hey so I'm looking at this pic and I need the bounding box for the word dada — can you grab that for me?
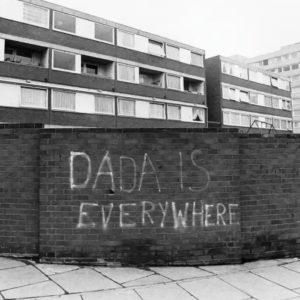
[77,201,239,229]
[70,150,210,193]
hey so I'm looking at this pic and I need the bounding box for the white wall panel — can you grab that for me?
[180,48,191,64]
[0,0,23,22]
[76,18,95,39]
[0,39,5,61]
[0,82,21,107]
[75,54,82,73]
[76,93,94,113]
[181,106,193,122]
[135,35,148,53]
[135,100,149,118]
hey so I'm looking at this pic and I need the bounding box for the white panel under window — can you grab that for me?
[150,103,165,119]
[257,72,264,84]
[21,87,47,108]
[239,67,248,80]
[166,45,180,61]
[135,35,148,53]
[95,95,115,115]
[0,39,4,61]
[117,63,136,82]
[181,106,193,122]
[52,90,76,111]
[117,30,135,49]
[167,74,181,90]
[180,48,191,64]
[167,105,181,120]
[0,82,21,107]
[76,18,94,39]
[241,114,250,127]
[118,99,135,116]
[263,74,270,85]
[271,77,278,88]
[135,100,149,118]
[231,113,240,125]
[249,70,257,82]
[0,0,23,22]
[76,93,94,114]
[240,91,249,102]
[23,3,49,28]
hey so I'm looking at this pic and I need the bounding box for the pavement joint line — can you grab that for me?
[0,265,28,272]
[176,274,218,284]
[33,263,81,276]
[132,288,144,300]
[248,269,300,293]
[30,262,69,295]
[118,273,156,285]
[0,280,50,293]
[281,264,300,273]
[174,282,199,300]
[197,266,217,275]
[91,267,125,287]
[216,273,254,299]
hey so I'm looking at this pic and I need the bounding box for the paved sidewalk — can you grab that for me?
[1,257,300,299]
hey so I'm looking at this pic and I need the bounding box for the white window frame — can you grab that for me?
[166,74,182,91]
[53,11,77,35]
[52,50,78,73]
[192,107,205,123]
[94,22,114,45]
[191,52,204,67]
[167,104,181,121]
[149,103,165,119]
[148,39,165,57]
[117,63,137,83]
[20,86,48,109]
[166,44,180,61]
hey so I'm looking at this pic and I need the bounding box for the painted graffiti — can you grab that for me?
[76,201,239,229]
[70,150,210,193]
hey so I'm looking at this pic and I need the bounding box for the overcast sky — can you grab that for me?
[46,0,300,58]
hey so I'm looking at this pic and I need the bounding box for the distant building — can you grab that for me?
[247,43,300,132]
[0,0,207,128]
[206,56,292,132]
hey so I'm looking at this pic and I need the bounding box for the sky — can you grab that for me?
[46,0,300,58]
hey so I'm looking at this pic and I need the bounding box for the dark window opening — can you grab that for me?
[81,56,114,78]
[139,68,164,87]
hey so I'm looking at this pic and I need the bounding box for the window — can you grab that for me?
[166,45,180,60]
[229,88,238,101]
[81,56,114,78]
[82,63,98,75]
[263,59,269,66]
[222,86,230,99]
[118,99,135,116]
[53,11,76,33]
[117,30,135,48]
[95,23,114,43]
[148,40,164,56]
[167,105,181,120]
[288,121,292,130]
[273,119,280,129]
[282,99,291,110]
[272,97,280,109]
[149,103,165,119]
[52,90,75,111]
[193,107,205,122]
[250,92,258,105]
[184,77,203,94]
[95,95,114,115]
[250,116,259,127]
[231,113,240,125]
[53,50,76,71]
[283,66,290,72]
[139,68,164,87]
[241,114,250,127]
[191,52,204,67]
[292,52,298,59]
[167,74,181,90]
[223,111,230,125]
[23,3,49,27]
[264,96,272,107]
[271,77,278,88]
[292,64,299,70]
[265,118,272,128]
[281,120,287,130]
[21,87,47,108]
[240,91,249,102]
[118,63,136,82]
[278,68,282,72]
[239,67,248,80]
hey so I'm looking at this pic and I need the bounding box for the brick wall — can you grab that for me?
[1,125,300,265]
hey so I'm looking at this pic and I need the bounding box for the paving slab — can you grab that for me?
[35,264,80,276]
[199,264,246,275]
[2,281,64,299]
[277,258,298,265]
[50,268,120,293]
[82,288,141,300]
[94,267,153,284]
[123,274,171,287]
[252,266,300,289]
[242,259,279,270]
[284,262,300,273]
[221,271,298,300]
[0,265,48,291]
[150,266,211,280]
[179,277,249,300]
[135,282,196,300]
[26,294,82,300]
[0,258,26,270]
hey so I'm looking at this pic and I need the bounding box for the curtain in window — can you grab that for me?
[21,87,47,108]
[52,90,76,111]
[95,96,114,114]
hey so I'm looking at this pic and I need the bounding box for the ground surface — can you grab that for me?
[0,257,300,299]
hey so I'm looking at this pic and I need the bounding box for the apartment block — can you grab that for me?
[0,0,207,128]
[206,56,292,132]
[247,43,300,132]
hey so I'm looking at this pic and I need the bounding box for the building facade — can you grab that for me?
[247,43,300,133]
[206,56,292,132]
[0,0,206,128]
